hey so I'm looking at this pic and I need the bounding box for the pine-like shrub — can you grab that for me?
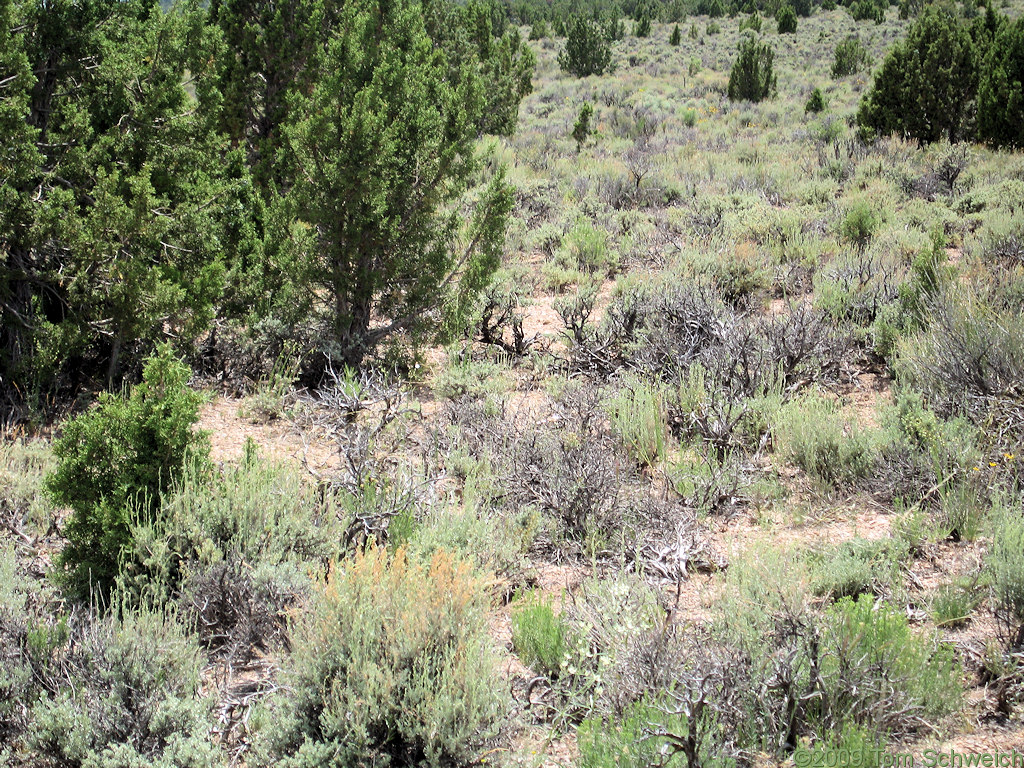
[45,347,209,600]
[559,16,613,76]
[727,36,777,102]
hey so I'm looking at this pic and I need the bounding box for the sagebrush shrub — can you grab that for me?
[28,605,218,768]
[988,497,1024,649]
[897,293,1024,432]
[774,394,877,488]
[269,547,504,767]
[46,347,209,600]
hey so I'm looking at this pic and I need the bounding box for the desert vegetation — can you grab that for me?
[2,0,1024,764]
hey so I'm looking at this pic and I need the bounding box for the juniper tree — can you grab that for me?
[977,17,1024,148]
[1,0,231,400]
[857,6,976,143]
[776,4,797,33]
[559,15,613,76]
[728,36,777,102]
[285,0,514,367]
[573,102,594,151]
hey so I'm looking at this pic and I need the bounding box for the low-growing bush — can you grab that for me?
[840,201,880,250]
[988,497,1024,649]
[127,448,337,601]
[930,575,983,628]
[819,595,961,737]
[512,591,567,678]
[897,293,1024,440]
[832,36,869,77]
[606,376,668,469]
[558,574,664,718]
[27,604,219,768]
[433,352,510,400]
[45,347,209,600]
[268,547,505,767]
[807,537,907,600]
[774,394,877,488]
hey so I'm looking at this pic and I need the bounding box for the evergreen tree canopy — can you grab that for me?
[284,0,514,366]
[1,0,231,398]
[977,17,1024,148]
[857,5,977,143]
[728,35,777,102]
[559,15,613,76]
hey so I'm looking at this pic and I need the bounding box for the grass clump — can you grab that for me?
[774,394,877,489]
[511,591,567,678]
[930,575,983,628]
[606,376,667,469]
[267,547,505,768]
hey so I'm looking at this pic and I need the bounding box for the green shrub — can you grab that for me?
[0,546,42,753]
[988,498,1024,648]
[559,574,663,717]
[706,20,721,34]
[573,102,595,151]
[849,0,884,22]
[0,439,53,536]
[578,698,730,768]
[511,591,567,678]
[559,16,613,76]
[805,87,826,113]
[776,4,797,32]
[27,604,218,768]
[408,503,531,590]
[840,201,880,249]
[727,36,777,102]
[670,23,682,45]
[936,481,986,541]
[820,595,962,736]
[832,35,869,77]
[268,547,505,767]
[633,14,651,37]
[555,221,617,276]
[529,18,549,39]
[578,701,668,768]
[45,347,209,600]
[739,11,762,32]
[433,352,510,400]
[807,538,907,600]
[930,576,982,628]
[127,449,337,605]
[606,376,667,468]
[774,394,877,488]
